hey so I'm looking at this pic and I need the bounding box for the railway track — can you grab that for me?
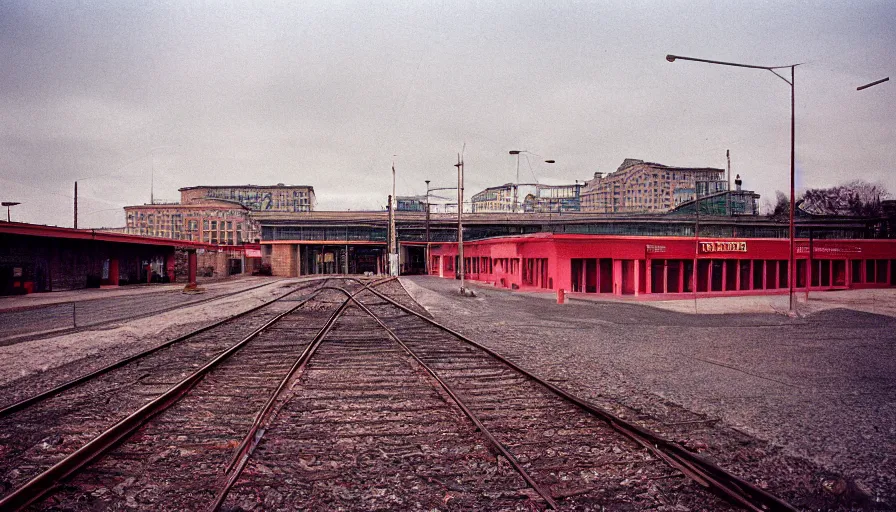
[0,278,795,511]
[0,277,383,510]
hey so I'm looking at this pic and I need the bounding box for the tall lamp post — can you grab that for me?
[455,154,465,294]
[666,54,801,316]
[509,150,522,212]
[508,150,556,213]
[2,202,21,222]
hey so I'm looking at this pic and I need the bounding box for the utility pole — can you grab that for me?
[510,150,521,212]
[425,180,431,274]
[389,161,398,276]
[455,153,465,294]
[726,149,731,215]
[74,181,78,229]
[387,193,393,276]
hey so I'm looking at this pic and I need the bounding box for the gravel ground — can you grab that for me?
[0,278,307,392]
[401,276,896,510]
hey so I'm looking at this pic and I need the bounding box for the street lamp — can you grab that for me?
[508,150,556,213]
[666,53,801,316]
[509,150,522,212]
[454,155,465,294]
[2,202,21,222]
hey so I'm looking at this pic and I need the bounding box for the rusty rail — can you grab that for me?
[361,284,797,512]
[347,292,559,509]
[0,277,391,512]
[209,280,394,511]
[0,278,326,419]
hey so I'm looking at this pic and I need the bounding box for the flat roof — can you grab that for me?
[0,221,218,250]
[178,185,315,192]
[124,198,250,210]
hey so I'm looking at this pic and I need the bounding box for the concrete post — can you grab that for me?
[188,251,198,287]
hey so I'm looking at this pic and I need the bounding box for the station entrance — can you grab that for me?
[298,244,387,275]
[400,244,427,275]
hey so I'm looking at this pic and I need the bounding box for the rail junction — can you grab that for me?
[0,277,798,510]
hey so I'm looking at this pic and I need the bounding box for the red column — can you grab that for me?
[721,261,727,292]
[663,261,669,294]
[188,251,198,287]
[634,259,640,297]
[613,259,622,296]
[166,252,176,283]
[108,258,119,286]
[645,259,652,294]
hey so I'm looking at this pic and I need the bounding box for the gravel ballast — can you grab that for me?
[401,276,896,510]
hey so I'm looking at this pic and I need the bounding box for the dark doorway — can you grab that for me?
[402,246,426,275]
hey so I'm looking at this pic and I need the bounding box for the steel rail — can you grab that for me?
[346,293,559,509]
[0,278,292,347]
[208,279,395,511]
[360,285,797,512]
[0,278,384,511]
[0,277,327,419]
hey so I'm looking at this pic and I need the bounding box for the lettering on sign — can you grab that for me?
[646,244,666,254]
[796,245,861,255]
[700,241,747,253]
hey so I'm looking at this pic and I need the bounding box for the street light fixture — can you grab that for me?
[857,77,889,91]
[2,202,21,222]
[666,53,801,316]
[508,150,556,213]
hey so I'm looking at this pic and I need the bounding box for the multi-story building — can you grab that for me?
[471,183,582,213]
[471,183,516,212]
[396,196,427,212]
[522,183,583,213]
[179,184,316,212]
[124,199,259,244]
[581,159,725,213]
[670,177,761,216]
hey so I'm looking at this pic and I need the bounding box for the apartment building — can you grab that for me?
[179,184,316,212]
[581,159,725,213]
[471,183,582,213]
[124,199,259,244]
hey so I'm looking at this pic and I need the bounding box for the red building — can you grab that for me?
[429,234,896,297]
[0,222,257,295]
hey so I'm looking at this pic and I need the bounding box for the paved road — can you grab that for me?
[402,275,896,508]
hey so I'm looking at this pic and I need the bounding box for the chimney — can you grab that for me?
[594,171,603,180]
[735,174,742,191]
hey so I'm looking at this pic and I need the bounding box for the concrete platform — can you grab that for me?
[0,276,276,312]
[402,275,896,507]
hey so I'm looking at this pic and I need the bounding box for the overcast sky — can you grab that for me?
[1,1,893,227]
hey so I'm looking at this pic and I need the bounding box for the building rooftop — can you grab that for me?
[178,184,315,192]
[123,198,250,210]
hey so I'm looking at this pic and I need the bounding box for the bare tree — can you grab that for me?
[800,180,888,216]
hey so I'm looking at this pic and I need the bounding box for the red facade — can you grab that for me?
[428,234,896,298]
